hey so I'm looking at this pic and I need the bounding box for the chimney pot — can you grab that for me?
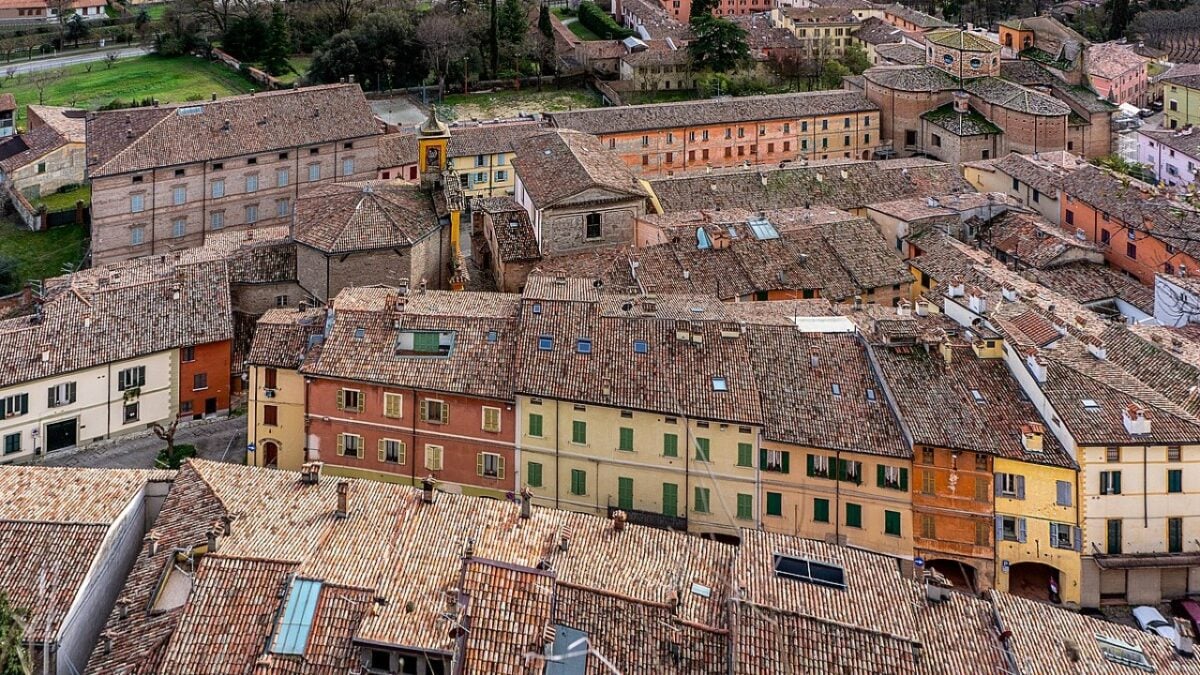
[335,480,349,518]
[611,509,628,532]
[519,486,532,519]
[421,476,435,504]
[206,529,218,553]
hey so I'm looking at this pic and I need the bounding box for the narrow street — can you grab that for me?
[38,415,246,469]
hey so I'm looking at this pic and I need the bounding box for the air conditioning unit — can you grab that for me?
[264,389,276,398]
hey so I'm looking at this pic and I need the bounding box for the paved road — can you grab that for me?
[40,415,246,469]
[4,46,150,76]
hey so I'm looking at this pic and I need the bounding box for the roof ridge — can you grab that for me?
[92,107,175,176]
[1049,343,1200,427]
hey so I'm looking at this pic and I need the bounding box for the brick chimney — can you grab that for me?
[953,90,970,114]
[421,476,435,504]
[1123,403,1151,436]
[946,275,965,298]
[335,480,349,518]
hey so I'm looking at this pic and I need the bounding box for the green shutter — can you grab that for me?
[877,464,886,488]
[1169,469,1183,493]
[885,510,901,536]
[527,462,543,488]
[1113,471,1122,494]
[572,421,587,444]
[663,483,678,516]
[781,451,790,474]
[736,494,753,520]
[618,477,633,509]
[846,503,862,528]
[528,413,543,438]
[806,454,815,476]
[760,448,768,470]
[619,427,634,451]
[571,469,586,495]
[837,459,848,481]
[766,492,782,516]
[695,437,710,461]
[737,443,753,467]
[694,487,710,513]
[814,498,829,523]
[899,468,908,491]
[413,331,440,353]
[663,433,678,457]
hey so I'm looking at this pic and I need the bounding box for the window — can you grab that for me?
[1056,480,1072,506]
[618,427,634,451]
[921,469,935,495]
[1065,210,1074,226]
[123,402,139,423]
[570,469,587,495]
[975,521,990,546]
[337,433,362,458]
[1100,229,1110,244]
[193,373,207,391]
[1050,522,1076,550]
[878,465,907,490]
[576,338,592,354]
[307,164,320,182]
[931,133,942,148]
[694,437,710,462]
[1106,446,1121,462]
[273,294,287,308]
[0,393,27,421]
[528,413,544,437]
[527,461,543,487]
[1097,635,1153,671]
[337,389,363,412]
[711,377,728,391]
[211,179,225,198]
[277,168,289,187]
[999,515,1025,542]
[1126,242,1137,259]
[884,510,901,536]
[1170,517,1183,553]
[245,174,259,193]
[662,483,679,516]
[420,399,448,424]
[272,578,322,655]
[975,476,990,502]
[342,158,355,176]
[495,170,508,182]
[920,514,936,539]
[211,211,224,230]
[47,382,75,408]
[2,433,19,455]
[482,407,501,433]
[617,477,634,510]
[1107,519,1122,554]
[424,444,443,471]
[736,442,753,467]
[1169,469,1183,493]
[772,554,845,590]
[172,218,186,238]
[117,366,146,391]
[694,486,711,513]
[663,433,678,457]
[1169,446,1182,462]
[837,459,862,484]
[264,367,277,389]
[169,186,185,206]
[537,336,553,351]
[571,420,587,444]
[276,198,290,218]
[922,447,934,464]
[975,453,988,471]
[807,454,832,478]
[1100,470,1121,495]
[263,404,278,426]
[478,452,504,478]
[736,493,753,520]
[633,340,648,354]
[763,449,789,473]
[585,213,602,239]
[845,503,862,528]
[130,194,145,213]
[1011,177,1020,191]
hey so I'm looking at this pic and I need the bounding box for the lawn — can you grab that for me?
[2,54,256,126]
[141,3,168,20]
[565,18,602,41]
[33,184,91,211]
[274,56,312,86]
[0,219,87,292]
[440,87,601,120]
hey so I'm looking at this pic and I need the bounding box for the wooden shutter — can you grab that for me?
[899,468,908,491]
[384,394,401,418]
[484,407,499,432]
[1074,526,1082,552]
[475,453,484,476]
[1018,518,1027,543]
[781,451,790,475]
[336,434,345,456]
[1015,475,1026,500]
[877,464,886,488]
[439,402,449,424]
[1113,471,1121,494]
[529,414,542,437]
[760,449,768,470]
[496,455,505,479]
[356,392,364,413]
[1057,480,1071,506]
[528,462,542,488]
[994,473,1004,497]
[426,445,443,471]
[47,386,55,408]
[378,439,386,462]
[419,400,428,422]
[337,390,345,411]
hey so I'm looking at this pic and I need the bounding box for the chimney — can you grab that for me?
[211,92,217,101]
[222,118,231,132]
[611,509,628,532]
[953,90,970,113]
[1050,315,1068,335]
[940,338,953,366]
[145,533,158,556]
[1085,336,1107,360]
[1175,619,1195,656]
[946,275,965,298]
[915,299,930,317]
[1001,285,1019,302]
[519,487,532,519]
[1021,422,1044,453]
[100,632,113,655]
[1123,403,1151,435]
[116,600,129,620]
[1074,315,1087,330]
[896,299,912,317]
[1026,350,1047,384]
[299,461,322,485]
[335,481,349,518]
[419,278,427,294]
[967,287,987,314]
[206,529,219,553]
[1063,640,1081,663]
[221,514,233,537]
[421,476,435,504]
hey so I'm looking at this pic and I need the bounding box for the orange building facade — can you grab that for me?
[912,445,996,589]
[305,377,517,498]
[178,340,232,419]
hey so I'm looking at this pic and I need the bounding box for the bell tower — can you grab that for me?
[417,107,450,190]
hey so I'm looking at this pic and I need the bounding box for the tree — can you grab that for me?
[419,11,469,97]
[262,4,291,76]
[221,10,269,62]
[0,590,30,675]
[135,8,152,42]
[150,418,181,458]
[690,0,717,19]
[497,0,529,76]
[1107,0,1132,39]
[840,43,870,75]
[537,3,552,39]
[309,10,423,89]
[64,14,89,48]
[309,29,359,82]
[687,15,748,74]
[103,50,119,69]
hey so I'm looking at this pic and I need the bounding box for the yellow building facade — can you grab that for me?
[246,364,308,471]
[450,152,518,199]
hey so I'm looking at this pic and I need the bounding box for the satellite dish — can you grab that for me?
[593,279,604,289]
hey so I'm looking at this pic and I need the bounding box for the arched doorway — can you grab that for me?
[263,441,279,468]
[1009,562,1061,603]
[862,150,871,160]
[1004,33,1013,48]
[925,559,977,592]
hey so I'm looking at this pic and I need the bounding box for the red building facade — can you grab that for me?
[178,340,232,419]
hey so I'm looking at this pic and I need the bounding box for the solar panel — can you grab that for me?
[272,578,322,655]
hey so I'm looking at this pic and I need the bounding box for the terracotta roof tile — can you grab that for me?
[377,131,417,168]
[448,120,545,157]
[0,521,110,641]
[293,181,440,254]
[511,130,647,208]
[246,308,327,369]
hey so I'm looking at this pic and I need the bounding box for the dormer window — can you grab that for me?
[970,389,985,404]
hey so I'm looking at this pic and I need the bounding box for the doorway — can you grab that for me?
[45,418,77,453]
[263,441,279,468]
[205,397,217,416]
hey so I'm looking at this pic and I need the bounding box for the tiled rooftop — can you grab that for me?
[447,119,545,157]
[511,129,647,208]
[863,65,958,92]
[924,28,1000,52]
[921,102,1002,136]
[875,42,927,64]
[963,76,1073,116]
[85,84,381,178]
[0,123,69,173]
[377,130,417,168]
[475,196,541,263]
[972,150,1088,194]
[245,307,326,369]
[881,3,952,28]
[1087,41,1149,80]
[852,16,906,45]
[293,181,441,254]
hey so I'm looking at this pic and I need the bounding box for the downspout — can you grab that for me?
[411,387,419,486]
[1144,443,1149,528]
[834,448,842,544]
[106,361,112,440]
[554,399,561,508]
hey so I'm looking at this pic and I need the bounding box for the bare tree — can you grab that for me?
[2,66,14,83]
[104,50,118,69]
[30,68,63,105]
[419,12,469,99]
[319,0,369,34]
[150,418,181,458]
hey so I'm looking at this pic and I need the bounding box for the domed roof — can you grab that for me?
[418,107,449,137]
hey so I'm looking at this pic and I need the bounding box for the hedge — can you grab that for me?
[578,1,633,40]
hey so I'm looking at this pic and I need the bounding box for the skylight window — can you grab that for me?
[696,227,712,250]
[831,383,842,397]
[395,330,454,357]
[532,302,543,315]
[176,106,204,117]
[633,340,649,354]
[538,336,554,351]
[1096,635,1154,672]
[970,389,985,404]
[353,327,365,341]
[773,554,846,590]
[272,578,322,655]
[866,388,877,402]
[576,338,592,354]
[1082,399,1101,411]
[712,377,728,392]
[486,330,499,343]
[748,217,780,240]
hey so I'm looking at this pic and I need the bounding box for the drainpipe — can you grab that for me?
[411,387,419,487]
[554,399,561,509]
[1144,443,1149,529]
[834,448,842,545]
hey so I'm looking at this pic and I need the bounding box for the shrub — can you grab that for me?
[156,443,198,470]
[578,1,633,40]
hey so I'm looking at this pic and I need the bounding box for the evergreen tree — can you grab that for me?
[498,0,527,44]
[538,3,552,39]
[687,15,748,73]
[1107,0,1131,39]
[690,0,717,19]
[0,591,29,675]
[263,4,292,76]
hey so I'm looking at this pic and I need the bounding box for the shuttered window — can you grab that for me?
[618,427,634,451]
[618,477,634,510]
[383,393,402,418]
[663,433,678,457]
[378,439,405,464]
[736,494,753,520]
[424,445,443,471]
[813,498,829,523]
[570,469,587,495]
[527,461,543,488]
[482,407,501,433]
[736,443,753,467]
[528,413,544,438]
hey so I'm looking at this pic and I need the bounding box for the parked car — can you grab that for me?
[1172,598,1200,637]
[1133,606,1180,643]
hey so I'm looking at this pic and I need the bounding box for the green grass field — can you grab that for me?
[34,184,91,211]
[440,87,601,120]
[274,56,312,86]
[2,55,255,125]
[0,219,87,291]
[565,19,602,41]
